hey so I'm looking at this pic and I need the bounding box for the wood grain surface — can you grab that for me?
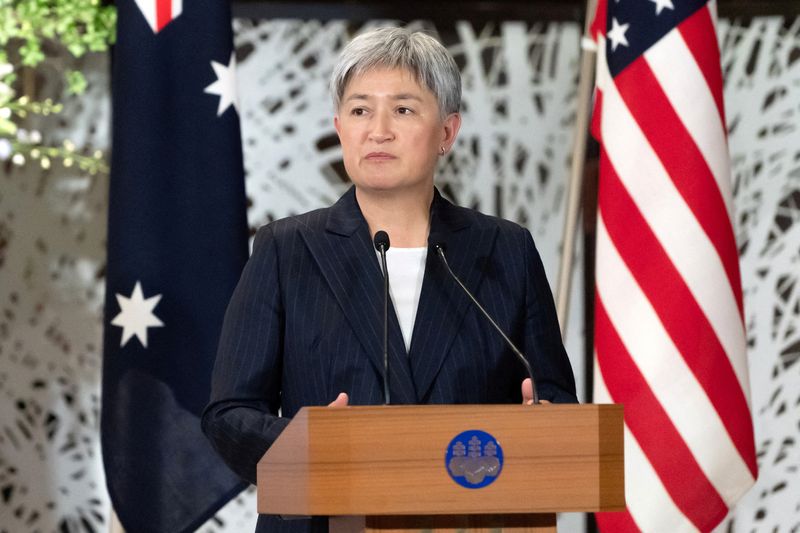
[257,404,624,517]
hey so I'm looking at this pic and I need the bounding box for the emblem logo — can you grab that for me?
[445,430,503,489]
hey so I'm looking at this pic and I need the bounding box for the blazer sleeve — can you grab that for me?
[201,224,290,485]
[522,229,579,403]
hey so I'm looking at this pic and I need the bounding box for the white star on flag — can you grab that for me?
[649,0,675,15]
[607,18,630,52]
[111,281,164,348]
[204,52,239,116]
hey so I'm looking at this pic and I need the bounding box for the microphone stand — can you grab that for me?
[433,244,541,405]
[374,231,391,405]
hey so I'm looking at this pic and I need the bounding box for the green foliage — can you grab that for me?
[0,0,117,66]
[65,69,87,95]
[8,137,109,174]
[0,0,116,171]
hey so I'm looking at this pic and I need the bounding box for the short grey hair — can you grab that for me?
[330,27,461,118]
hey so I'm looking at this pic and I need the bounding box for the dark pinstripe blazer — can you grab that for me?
[202,186,577,533]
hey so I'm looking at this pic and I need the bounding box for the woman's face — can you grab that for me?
[334,67,460,196]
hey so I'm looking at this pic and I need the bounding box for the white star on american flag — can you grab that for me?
[607,18,631,52]
[649,0,675,15]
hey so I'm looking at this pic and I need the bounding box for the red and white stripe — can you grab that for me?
[591,1,757,531]
[134,0,183,34]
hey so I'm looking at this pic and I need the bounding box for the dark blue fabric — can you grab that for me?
[102,1,248,531]
[202,187,577,533]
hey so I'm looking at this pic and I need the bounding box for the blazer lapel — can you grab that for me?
[299,187,417,404]
[407,190,499,401]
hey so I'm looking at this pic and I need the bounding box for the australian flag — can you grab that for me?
[102,0,248,531]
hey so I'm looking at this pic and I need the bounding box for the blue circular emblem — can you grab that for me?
[445,430,504,489]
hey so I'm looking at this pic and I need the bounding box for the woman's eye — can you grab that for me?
[397,107,413,115]
[350,107,367,116]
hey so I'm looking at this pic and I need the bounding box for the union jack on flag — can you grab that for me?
[589,0,758,531]
[134,0,183,33]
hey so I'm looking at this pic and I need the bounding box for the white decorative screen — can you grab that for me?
[0,15,796,533]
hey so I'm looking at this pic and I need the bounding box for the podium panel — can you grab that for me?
[258,404,624,532]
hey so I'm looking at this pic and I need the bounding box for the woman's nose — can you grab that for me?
[368,112,394,143]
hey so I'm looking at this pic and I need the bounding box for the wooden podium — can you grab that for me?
[257,404,624,532]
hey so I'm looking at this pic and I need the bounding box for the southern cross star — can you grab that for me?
[111,281,164,348]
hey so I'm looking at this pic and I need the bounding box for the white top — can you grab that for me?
[377,247,428,352]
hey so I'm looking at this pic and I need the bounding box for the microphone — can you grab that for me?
[373,230,391,405]
[429,234,541,405]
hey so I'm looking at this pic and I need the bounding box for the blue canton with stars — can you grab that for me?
[606,0,709,77]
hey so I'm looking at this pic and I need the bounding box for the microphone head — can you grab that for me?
[428,232,447,253]
[373,230,390,251]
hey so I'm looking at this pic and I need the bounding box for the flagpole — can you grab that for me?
[555,0,598,337]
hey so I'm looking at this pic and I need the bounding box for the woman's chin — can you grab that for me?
[353,177,431,195]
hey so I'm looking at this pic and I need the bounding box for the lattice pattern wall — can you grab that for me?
[0,50,111,533]
[0,16,796,533]
[718,17,800,531]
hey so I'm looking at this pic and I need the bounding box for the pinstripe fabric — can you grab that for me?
[201,186,576,533]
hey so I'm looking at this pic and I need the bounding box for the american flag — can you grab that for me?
[589,0,758,530]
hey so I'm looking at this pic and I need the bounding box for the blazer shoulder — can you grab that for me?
[254,206,331,243]
[451,203,528,237]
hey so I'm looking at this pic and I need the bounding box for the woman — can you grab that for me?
[202,27,577,533]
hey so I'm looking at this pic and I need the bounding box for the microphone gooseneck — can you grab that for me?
[373,231,391,405]
[430,235,541,405]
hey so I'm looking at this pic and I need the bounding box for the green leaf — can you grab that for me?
[67,41,86,57]
[0,118,17,136]
[65,70,87,95]
[20,40,45,67]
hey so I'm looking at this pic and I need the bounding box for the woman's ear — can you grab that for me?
[441,112,462,151]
